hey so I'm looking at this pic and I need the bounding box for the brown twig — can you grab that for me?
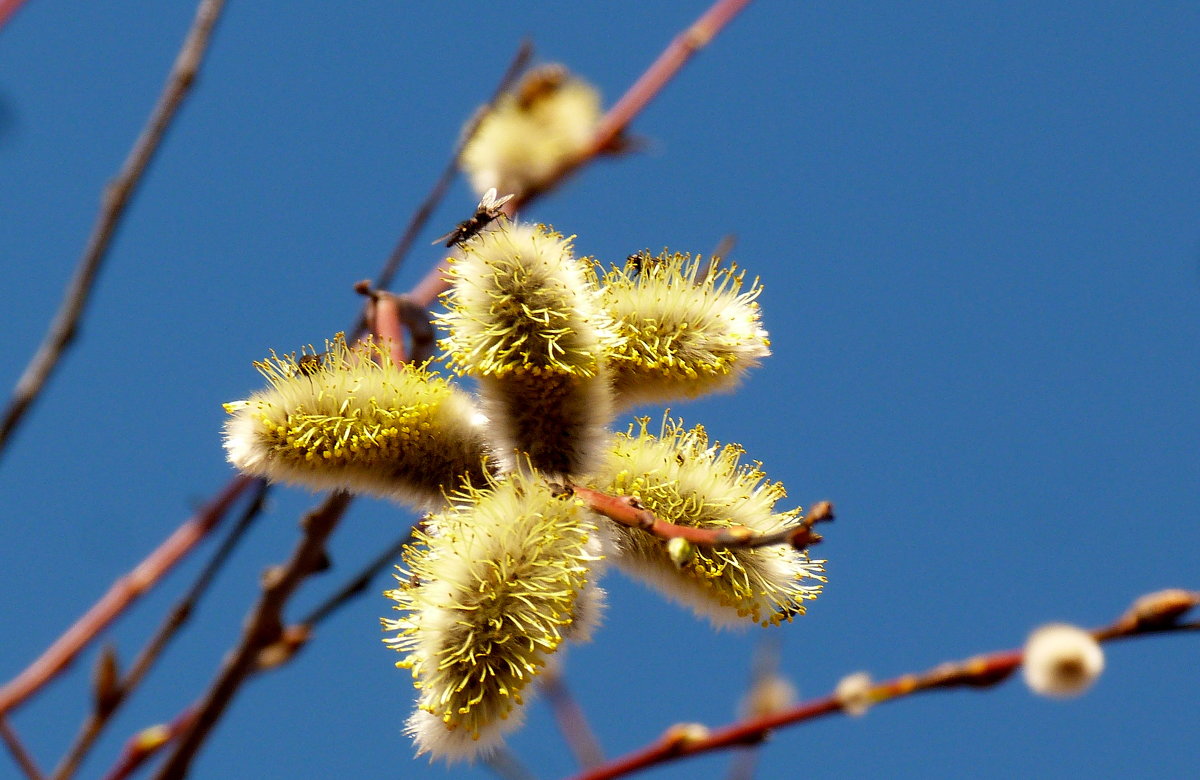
[51,481,271,780]
[570,485,832,551]
[408,0,756,305]
[0,715,44,780]
[0,475,256,716]
[569,590,1200,780]
[100,709,195,780]
[0,0,227,459]
[541,666,605,770]
[151,491,353,780]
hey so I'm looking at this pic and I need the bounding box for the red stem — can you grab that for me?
[0,476,255,715]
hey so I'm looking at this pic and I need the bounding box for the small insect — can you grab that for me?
[626,251,653,277]
[433,188,515,247]
[296,351,327,376]
[515,64,568,110]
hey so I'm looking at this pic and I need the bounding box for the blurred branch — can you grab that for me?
[570,589,1200,780]
[542,666,605,770]
[483,747,538,780]
[409,0,756,305]
[0,0,227,460]
[152,491,353,780]
[0,475,257,716]
[570,486,833,551]
[0,716,43,780]
[365,39,533,299]
[0,0,30,32]
[51,482,270,780]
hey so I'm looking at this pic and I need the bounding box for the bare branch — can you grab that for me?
[0,475,257,716]
[0,716,44,780]
[151,491,353,780]
[0,0,227,459]
[542,665,605,770]
[570,485,832,552]
[51,482,270,780]
[409,0,757,304]
[569,590,1200,780]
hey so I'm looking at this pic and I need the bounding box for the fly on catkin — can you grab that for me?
[222,334,490,510]
[589,416,825,627]
[589,251,771,408]
[383,471,602,762]
[439,221,620,478]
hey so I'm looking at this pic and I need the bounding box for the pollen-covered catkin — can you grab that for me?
[439,222,619,478]
[459,65,602,198]
[589,416,825,627]
[589,251,771,408]
[222,334,489,510]
[383,472,601,762]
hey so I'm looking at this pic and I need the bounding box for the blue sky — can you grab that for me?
[1,2,1197,779]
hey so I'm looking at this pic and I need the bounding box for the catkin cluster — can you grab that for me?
[222,65,824,764]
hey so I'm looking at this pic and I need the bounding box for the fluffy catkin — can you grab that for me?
[589,416,825,627]
[459,65,602,198]
[438,222,619,478]
[589,251,771,408]
[383,472,601,762]
[222,334,489,510]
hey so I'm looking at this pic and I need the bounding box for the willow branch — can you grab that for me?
[570,590,1200,780]
[365,39,533,298]
[151,491,353,780]
[0,475,256,716]
[51,481,270,780]
[0,0,227,459]
[0,716,43,780]
[571,486,833,551]
[0,0,30,32]
[541,666,605,770]
[409,0,756,305]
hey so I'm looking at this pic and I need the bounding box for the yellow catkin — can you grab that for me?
[438,222,619,478]
[588,251,771,408]
[383,472,601,761]
[223,334,490,510]
[589,416,824,627]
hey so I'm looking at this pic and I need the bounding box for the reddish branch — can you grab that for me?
[408,0,756,305]
[0,475,256,716]
[152,491,353,780]
[51,481,270,780]
[0,0,29,32]
[572,485,833,551]
[0,0,227,458]
[0,716,43,780]
[569,590,1200,780]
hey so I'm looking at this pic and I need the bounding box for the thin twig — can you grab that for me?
[569,590,1200,780]
[299,525,417,629]
[0,716,44,780]
[409,0,756,305]
[483,746,538,780]
[151,491,353,780]
[364,39,533,299]
[541,666,605,770]
[100,709,195,780]
[571,485,833,551]
[51,481,271,780]
[0,475,256,716]
[0,0,227,459]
